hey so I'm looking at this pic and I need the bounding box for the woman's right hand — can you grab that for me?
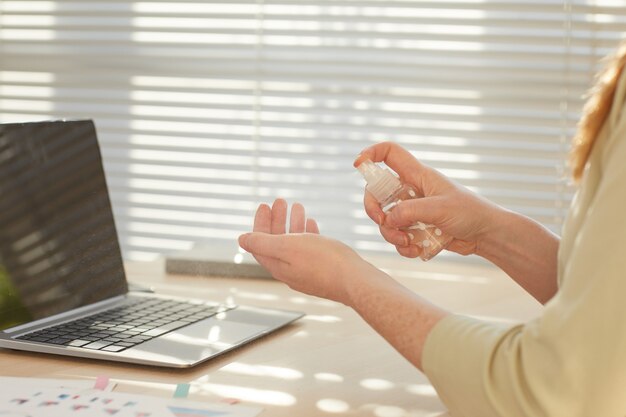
[355,141,505,259]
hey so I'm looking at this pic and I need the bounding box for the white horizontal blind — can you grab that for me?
[0,1,623,261]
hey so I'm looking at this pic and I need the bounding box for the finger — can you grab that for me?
[396,244,421,259]
[253,203,272,233]
[238,232,289,259]
[238,232,287,276]
[363,191,385,225]
[271,198,288,234]
[289,202,305,233]
[379,224,410,247]
[384,197,447,229]
[305,218,320,234]
[250,252,289,280]
[250,252,279,270]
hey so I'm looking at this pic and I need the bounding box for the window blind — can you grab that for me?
[0,1,623,261]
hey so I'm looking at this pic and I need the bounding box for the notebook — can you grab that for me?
[0,119,303,368]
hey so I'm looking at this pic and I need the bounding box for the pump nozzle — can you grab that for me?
[356,159,402,203]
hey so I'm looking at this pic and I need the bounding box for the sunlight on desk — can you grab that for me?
[192,380,297,407]
[315,372,345,382]
[221,362,304,380]
[360,378,395,391]
[317,398,350,413]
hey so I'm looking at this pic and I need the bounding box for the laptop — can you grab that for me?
[0,119,303,368]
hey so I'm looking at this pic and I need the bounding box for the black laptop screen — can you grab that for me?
[0,120,128,331]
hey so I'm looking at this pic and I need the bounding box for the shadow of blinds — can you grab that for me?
[1,1,622,261]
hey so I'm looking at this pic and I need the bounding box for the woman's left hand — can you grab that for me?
[238,199,372,304]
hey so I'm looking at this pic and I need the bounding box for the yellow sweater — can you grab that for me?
[422,74,626,415]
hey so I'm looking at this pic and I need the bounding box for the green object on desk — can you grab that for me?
[0,265,33,330]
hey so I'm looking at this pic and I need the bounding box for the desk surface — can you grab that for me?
[0,257,542,416]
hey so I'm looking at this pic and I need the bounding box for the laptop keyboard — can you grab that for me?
[16,297,228,353]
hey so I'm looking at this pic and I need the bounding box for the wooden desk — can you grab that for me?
[0,257,542,416]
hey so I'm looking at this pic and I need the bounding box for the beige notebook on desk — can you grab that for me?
[0,119,303,368]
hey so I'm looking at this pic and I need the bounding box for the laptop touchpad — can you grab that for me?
[170,317,270,347]
[123,318,270,365]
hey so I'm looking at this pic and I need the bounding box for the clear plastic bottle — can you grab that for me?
[356,159,452,261]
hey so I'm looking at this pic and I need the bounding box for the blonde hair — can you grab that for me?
[571,41,626,182]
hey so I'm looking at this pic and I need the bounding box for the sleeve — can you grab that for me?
[422,134,626,416]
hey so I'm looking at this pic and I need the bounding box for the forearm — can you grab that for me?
[477,207,559,304]
[345,261,449,370]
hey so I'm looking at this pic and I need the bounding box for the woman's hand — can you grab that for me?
[355,141,503,259]
[238,199,370,305]
[356,142,559,303]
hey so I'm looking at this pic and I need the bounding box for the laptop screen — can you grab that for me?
[0,120,128,331]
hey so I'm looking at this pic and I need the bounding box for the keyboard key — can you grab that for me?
[27,336,53,342]
[91,332,113,338]
[102,345,127,352]
[82,336,101,342]
[83,341,113,350]
[143,321,189,337]
[123,337,148,344]
[48,337,74,345]
[67,339,91,347]
[133,327,155,333]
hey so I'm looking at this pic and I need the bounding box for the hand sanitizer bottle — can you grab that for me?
[356,159,452,261]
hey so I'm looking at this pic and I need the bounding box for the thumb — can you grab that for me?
[384,197,448,229]
[238,232,288,258]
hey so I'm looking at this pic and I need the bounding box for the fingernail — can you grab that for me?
[353,153,363,167]
[406,233,414,246]
[353,151,370,167]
